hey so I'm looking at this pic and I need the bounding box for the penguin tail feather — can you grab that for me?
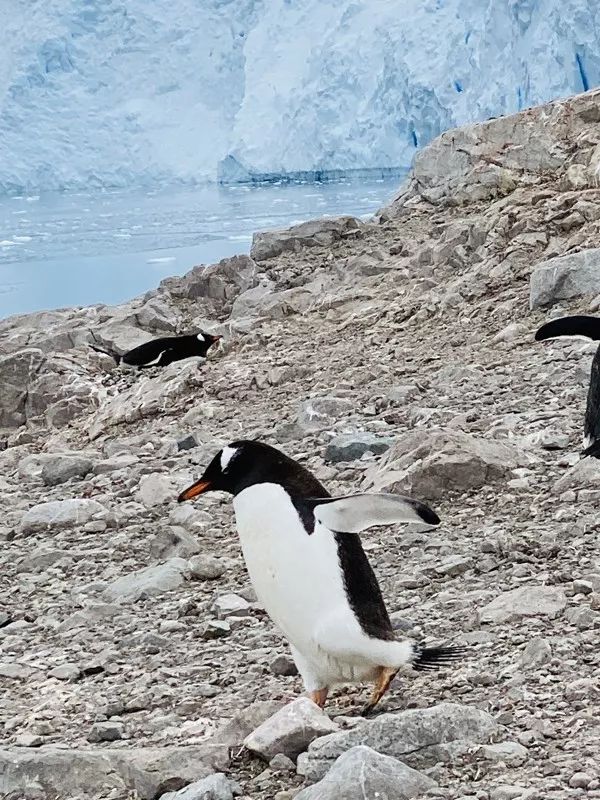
[89,344,121,365]
[412,644,469,672]
[581,440,600,459]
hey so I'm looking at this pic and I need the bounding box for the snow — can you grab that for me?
[1,0,599,195]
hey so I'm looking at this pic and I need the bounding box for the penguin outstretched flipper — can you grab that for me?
[535,315,600,342]
[89,343,121,365]
[311,493,440,533]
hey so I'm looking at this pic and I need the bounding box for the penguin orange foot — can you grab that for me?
[178,440,468,711]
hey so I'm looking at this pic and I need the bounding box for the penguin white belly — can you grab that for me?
[232,483,380,686]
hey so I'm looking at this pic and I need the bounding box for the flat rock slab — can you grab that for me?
[479,585,567,624]
[295,745,437,800]
[530,248,600,308]
[104,558,189,603]
[41,454,94,486]
[20,499,109,534]
[365,428,522,501]
[244,697,339,761]
[300,702,499,782]
[0,745,228,800]
[251,216,363,261]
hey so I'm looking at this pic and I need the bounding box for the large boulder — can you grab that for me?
[300,703,499,782]
[167,255,258,307]
[364,428,522,501]
[295,746,437,800]
[0,348,44,429]
[382,88,600,211]
[530,249,600,308]
[479,585,567,624]
[103,558,189,603]
[20,499,110,534]
[0,745,227,800]
[251,216,363,261]
[244,698,339,761]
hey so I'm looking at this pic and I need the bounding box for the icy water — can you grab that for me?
[0,176,402,320]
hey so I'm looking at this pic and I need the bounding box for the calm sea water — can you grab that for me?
[0,176,402,320]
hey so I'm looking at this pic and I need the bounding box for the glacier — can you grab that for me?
[1,0,600,195]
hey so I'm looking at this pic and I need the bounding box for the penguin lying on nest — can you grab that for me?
[535,316,600,458]
[178,440,466,714]
[90,331,222,369]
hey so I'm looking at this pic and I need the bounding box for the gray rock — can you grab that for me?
[479,585,567,623]
[570,772,594,789]
[295,745,437,800]
[301,702,498,782]
[244,697,339,761]
[20,499,109,534]
[49,664,81,681]
[189,554,227,580]
[553,458,600,493]
[212,700,286,747]
[479,741,528,764]
[177,434,199,451]
[202,620,231,640]
[212,593,250,618]
[137,472,178,507]
[270,654,298,676]
[365,428,521,501]
[520,637,552,668]
[87,721,124,742]
[0,348,44,429]
[150,528,201,560]
[16,546,74,573]
[324,433,396,463]
[40,454,93,486]
[297,396,354,433]
[0,745,226,800]
[104,558,188,603]
[490,786,530,800]
[14,734,43,748]
[251,216,363,261]
[159,773,237,800]
[169,254,257,305]
[530,248,600,308]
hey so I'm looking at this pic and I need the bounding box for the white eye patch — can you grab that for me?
[220,446,238,472]
[197,333,206,342]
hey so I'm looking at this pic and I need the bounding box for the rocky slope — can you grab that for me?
[2,88,600,800]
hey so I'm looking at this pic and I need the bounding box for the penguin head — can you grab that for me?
[178,440,325,501]
[196,331,222,356]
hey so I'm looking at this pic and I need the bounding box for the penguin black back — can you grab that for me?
[90,331,221,369]
[535,315,600,457]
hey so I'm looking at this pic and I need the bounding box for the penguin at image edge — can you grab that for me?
[89,330,222,368]
[178,439,467,714]
[535,315,600,458]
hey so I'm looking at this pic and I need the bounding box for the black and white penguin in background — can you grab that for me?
[535,316,600,458]
[178,440,465,714]
[90,331,222,369]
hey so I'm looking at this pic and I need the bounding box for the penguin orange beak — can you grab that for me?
[210,334,222,343]
[178,480,212,502]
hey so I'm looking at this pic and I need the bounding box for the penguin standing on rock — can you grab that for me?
[535,316,600,457]
[178,440,466,714]
[90,331,222,369]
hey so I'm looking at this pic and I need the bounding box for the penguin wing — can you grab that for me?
[311,493,440,533]
[122,337,173,366]
[535,316,600,342]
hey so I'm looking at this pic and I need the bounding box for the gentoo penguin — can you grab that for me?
[178,440,465,714]
[535,316,600,457]
[89,331,222,369]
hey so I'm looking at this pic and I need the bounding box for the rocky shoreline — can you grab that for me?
[2,88,600,800]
